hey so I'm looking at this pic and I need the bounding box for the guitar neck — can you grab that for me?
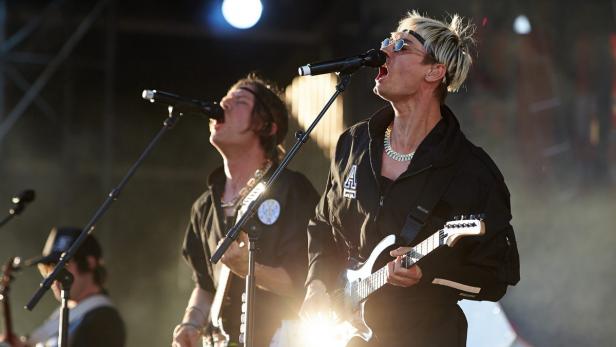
[1,258,15,343]
[209,265,231,326]
[352,229,444,303]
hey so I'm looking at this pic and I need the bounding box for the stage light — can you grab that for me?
[299,313,356,347]
[285,74,345,158]
[513,15,531,35]
[221,0,262,29]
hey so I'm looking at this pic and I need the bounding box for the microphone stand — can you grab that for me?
[24,106,183,347]
[211,71,355,347]
[56,268,73,347]
[0,203,26,229]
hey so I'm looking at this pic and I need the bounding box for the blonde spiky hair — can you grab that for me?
[397,11,476,95]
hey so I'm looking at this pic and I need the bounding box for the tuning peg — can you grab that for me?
[469,214,476,220]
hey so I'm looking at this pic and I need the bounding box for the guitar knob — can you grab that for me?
[469,214,476,220]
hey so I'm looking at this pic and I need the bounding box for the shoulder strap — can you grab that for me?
[399,146,468,245]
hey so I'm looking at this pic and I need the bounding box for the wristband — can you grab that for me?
[174,322,203,336]
[185,305,208,321]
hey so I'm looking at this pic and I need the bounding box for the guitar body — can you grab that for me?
[335,234,396,345]
[312,219,484,347]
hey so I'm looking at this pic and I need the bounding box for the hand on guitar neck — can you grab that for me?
[387,247,423,287]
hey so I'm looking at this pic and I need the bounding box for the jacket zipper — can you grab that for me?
[373,165,433,222]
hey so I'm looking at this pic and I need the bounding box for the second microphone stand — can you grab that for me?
[25,106,183,347]
[212,72,354,347]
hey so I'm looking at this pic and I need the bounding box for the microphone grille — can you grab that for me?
[364,49,387,67]
[298,65,311,76]
[12,189,35,204]
[142,89,155,101]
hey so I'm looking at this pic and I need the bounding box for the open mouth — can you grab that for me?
[210,119,224,130]
[376,65,389,80]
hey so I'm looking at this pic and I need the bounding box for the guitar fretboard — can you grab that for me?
[350,229,444,305]
[210,265,231,326]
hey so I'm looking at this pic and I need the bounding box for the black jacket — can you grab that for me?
[307,105,519,345]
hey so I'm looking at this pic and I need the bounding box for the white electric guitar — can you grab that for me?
[300,217,485,347]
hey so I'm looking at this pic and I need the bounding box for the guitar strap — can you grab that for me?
[399,145,468,245]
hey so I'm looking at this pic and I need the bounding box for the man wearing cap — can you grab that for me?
[15,227,125,347]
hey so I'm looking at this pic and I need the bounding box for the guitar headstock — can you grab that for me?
[443,217,485,247]
[0,257,21,299]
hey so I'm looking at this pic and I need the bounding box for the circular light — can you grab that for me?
[222,0,263,29]
[513,15,531,35]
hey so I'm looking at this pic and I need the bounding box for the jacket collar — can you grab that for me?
[207,166,226,192]
[367,104,466,172]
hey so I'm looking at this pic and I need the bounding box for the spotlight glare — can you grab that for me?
[513,15,531,35]
[222,0,263,29]
[299,312,356,347]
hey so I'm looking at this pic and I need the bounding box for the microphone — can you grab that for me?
[142,89,224,121]
[10,189,35,216]
[298,48,387,76]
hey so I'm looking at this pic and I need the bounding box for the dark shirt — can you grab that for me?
[183,166,319,346]
[71,306,125,347]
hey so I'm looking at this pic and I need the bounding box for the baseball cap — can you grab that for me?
[26,227,102,266]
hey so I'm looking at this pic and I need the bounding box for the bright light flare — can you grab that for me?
[300,312,355,347]
[513,15,531,35]
[221,0,263,29]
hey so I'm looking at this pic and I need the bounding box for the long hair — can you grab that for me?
[231,73,289,163]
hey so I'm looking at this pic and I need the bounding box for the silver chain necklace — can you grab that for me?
[384,125,415,162]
